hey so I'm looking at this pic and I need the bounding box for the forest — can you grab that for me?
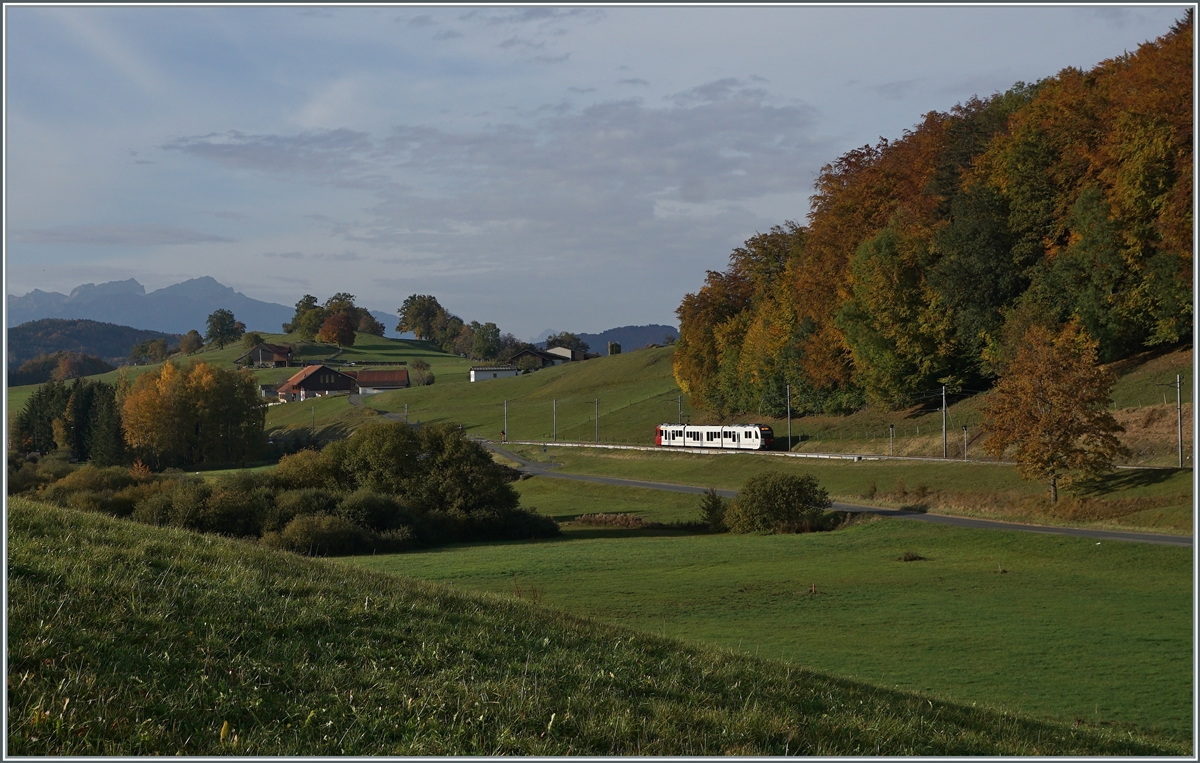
[674,14,1192,417]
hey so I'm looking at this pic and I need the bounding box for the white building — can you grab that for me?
[469,365,520,382]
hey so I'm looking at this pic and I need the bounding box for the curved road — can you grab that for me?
[485,442,1193,548]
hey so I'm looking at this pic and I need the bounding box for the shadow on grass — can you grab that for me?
[1071,468,1187,497]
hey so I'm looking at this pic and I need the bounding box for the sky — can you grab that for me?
[4,4,1188,341]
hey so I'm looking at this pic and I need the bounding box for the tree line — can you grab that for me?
[674,14,1191,418]
[10,361,265,470]
[396,293,589,365]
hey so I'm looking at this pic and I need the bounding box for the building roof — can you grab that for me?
[235,342,293,363]
[277,364,353,393]
[356,369,409,386]
[470,365,519,372]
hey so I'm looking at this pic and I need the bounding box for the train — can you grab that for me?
[655,423,775,450]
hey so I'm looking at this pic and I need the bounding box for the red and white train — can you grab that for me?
[655,423,775,450]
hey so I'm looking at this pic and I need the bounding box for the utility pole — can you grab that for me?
[942,385,948,458]
[678,395,682,425]
[889,424,894,457]
[311,405,315,437]
[404,403,408,424]
[504,399,508,443]
[552,398,556,442]
[1178,374,1183,468]
[594,398,599,443]
[963,426,968,461]
[786,383,791,451]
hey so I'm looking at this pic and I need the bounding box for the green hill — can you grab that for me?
[7,497,1183,756]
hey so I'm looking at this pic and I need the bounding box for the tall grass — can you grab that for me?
[8,497,1186,755]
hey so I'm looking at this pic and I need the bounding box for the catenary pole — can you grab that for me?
[504,399,508,442]
[1178,374,1183,468]
[942,386,947,458]
[594,398,599,443]
[786,384,791,450]
[553,398,556,442]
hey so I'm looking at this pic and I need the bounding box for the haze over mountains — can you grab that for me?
[7,277,398,337]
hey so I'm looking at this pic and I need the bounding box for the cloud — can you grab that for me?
[568,86,597,94]
[264,251,304,259]
[11,224,235,246]
[162,129,380,188]
[167,80,829,294]
[618,78,649,86]
[407,14,436,28]
[433,29,463,40]
[868,79,924,101]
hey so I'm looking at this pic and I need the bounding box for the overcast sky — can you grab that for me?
[4,4,1187,340]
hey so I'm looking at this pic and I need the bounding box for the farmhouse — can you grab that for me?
[276,364,355,402]
[235,342,294,368]
[545,346,601,362]
[509,348,566,369]
[354,368,410,394]
[470,365,519,382]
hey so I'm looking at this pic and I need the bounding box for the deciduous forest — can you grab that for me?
[675,14,1192,417]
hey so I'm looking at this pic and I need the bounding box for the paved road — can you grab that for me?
[487,443,1193,548]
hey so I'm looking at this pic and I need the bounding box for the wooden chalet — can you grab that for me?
[276,364,355,402]
[236,342,294,368]
[354,368,410,394]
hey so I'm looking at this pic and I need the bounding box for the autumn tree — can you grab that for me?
[205,309,244,349]
[179,330,204,355]
[396,294,446,340]
[241,332,265,349]
[318,312,357,348]
[981,322,1128,502]
[121,361,265,469]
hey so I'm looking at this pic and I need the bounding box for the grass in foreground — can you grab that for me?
[509,445,1194,534]
[354,481,1194,742]
[8,497,1186,755]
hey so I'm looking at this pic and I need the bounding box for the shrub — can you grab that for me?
[264,514,376,556]
[268,489,340,533]
[697,488,728,532]
[272,448,343,490]
[40,465,139,501]
[576,513,653,528]
[724,471,832,534]
[335,489,409,532]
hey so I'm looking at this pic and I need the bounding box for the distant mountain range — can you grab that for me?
[6,277,399,337]
[575,325,679,354]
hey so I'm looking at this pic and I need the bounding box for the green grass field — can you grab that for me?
[349,478,1194,742]
[8,497,1187,755]
[507,445,1194,534]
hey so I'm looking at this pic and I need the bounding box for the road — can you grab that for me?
[486,443,1194,548]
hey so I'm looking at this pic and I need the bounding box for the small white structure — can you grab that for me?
[470,365,520,382]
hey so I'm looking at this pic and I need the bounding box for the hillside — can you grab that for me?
[576,324,678,354]
[7,497,1182,756]
[6,318,181,366]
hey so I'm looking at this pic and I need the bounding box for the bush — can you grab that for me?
[263,514,377,557]
[272,448,342,490]
[269,489,341,533]
[724,471,832,534]
[335,489,409,532]
[697,488,728,532]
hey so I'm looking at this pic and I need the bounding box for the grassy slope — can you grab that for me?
[8,497,1185,756]
[360,344,691,443]
[351,481,1195,742]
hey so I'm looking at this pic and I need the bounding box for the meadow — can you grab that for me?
[506,444,1195,534]
[349,476,1195,742]
[8,496,1187,756]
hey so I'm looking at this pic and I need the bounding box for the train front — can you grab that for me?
[758,425,774,449]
